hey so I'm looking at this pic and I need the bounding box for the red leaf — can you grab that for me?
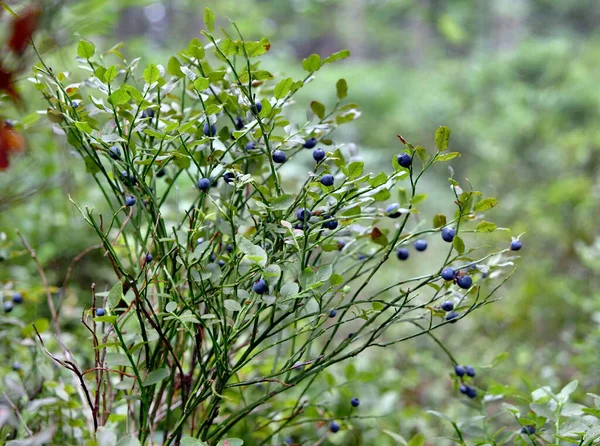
[0,121,25,170]
[8,7,40,54]
[0,66,20,103]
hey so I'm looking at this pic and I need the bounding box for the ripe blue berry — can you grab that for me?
[253,279,268,295]
[141,109,155,119]
[413,239,427,251]
[272,150,287,163]
[459,384,468,394]
[218,259,225,267]
[209,253,217,262]
[441,267,456,281]
[445,311,460,321]
[12,292,23,304]
[441,301,454,312]
[510,240,522,251]
[454,365,466,377]
[156,168,166,178]
[465,366,476,377]
[12,362,21,371]
[109,146,121,160]
[329,309,337,318]
[244,141,256,151]
[203,122,217,137]
[457,275,473,289]
[71,100,81,108]
[296,208,312,222]
[303,137,317,148]
[234,116,244,130]
[385,203,402,218]
[312,148,325,162]
[441,227,456,242]
[320,174,334,186]
[96,307,105,317]
[4,301,13,312]
[196,237,205,245]
[521,425,535,435]
[223,172,235,184]
[466,386,478,398]
[250,101,262,114]
[396,248,409,260]
[125,196,136,207]
[329,421,340,433]
[351,397,360,407]
[323,218,338,230]
[145,253,153,263]
[197,178,211,191]
[397,152,412,168]
[226,244,233,253]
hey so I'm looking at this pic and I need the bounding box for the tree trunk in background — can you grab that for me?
[338,0,367,60]
[489,0,528,52]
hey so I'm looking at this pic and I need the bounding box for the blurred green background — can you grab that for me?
[3,0,600,444]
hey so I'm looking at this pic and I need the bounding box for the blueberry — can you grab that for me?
[226,244,233,253]
[347,332,355,338]
[109,146,121,160]
[397,152,412,168]
[156,168,166,178]
[197,178,211,191]
[145,253,153,263]
[141,109,155,119]
[125,196,136,207]
[459,384,468,394]
[413,239,427,251]
[303,137,317,149]
[329,421,340,433]
[441,267,456,281]
[465,366,475,377]
[3,300,13,312]
[312,148,325,162]
[385,203,402,218]
[12,292,23,304]
[234,116,244,130]
[336,240,346,250]
[12,361,21,371]
[454,365,466,377]
[244,141,256,151]
[218,259,225,267]
[521,425,535,435]
[351,397,360,407]
[466,386,478,398]
[272,150,287,163]
[323,218,338,230]
[297,208,312,222]
[253,279,268,295]
[203,123,217,137]
[71,100,81,108]
[294,222,309,231]
[250,101,263,114]
[196,237,205,245]
[209,253,217,262]
[441,227,456,243]
[357,254,368,260]
[96,307,105,317]
[457,275,473,289]
[396,248,409,261]
[510,240,522,251]
[223,172,235,184]
[329,309,337,318]
[320,174,334,186]
[445,311,460,321]
[441,301,454,312]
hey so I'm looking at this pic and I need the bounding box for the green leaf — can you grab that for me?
[435,151,461,162]
[204,8,215,33]
[104,66,118,83]
[310,101,325,120]
[410,193,428,205]
[180,438,208,446]
[382,430,408,446]
[142,368,169,387]
[243,38,270,58]
[372,301,384,311]
[220,38,238,56]
[94,315,117,324]
[299,267,316,289]
[217,440,243,446]
[236,236,267,267]
[407,433,425,446]
[108,87,130,106]
[336,78,348,99]
[143,64,161,84]
[123,85,143,102]
[96,427,117,446]
[168,57,183,77]
[473,197,498,212]
[75,121,93,134]
[77,40,95,59]
[204,104,223,116]
[323,49,350,64]
[224,299,242,312]
[368,172,388,187]
[434,126,450,151]
[415,145,430,165]
[452,236,465,255]
[115,436,141,446]
[433,214,447,228]
[302,54,322,73]
[107,281,123,310]
[84,156,100,175]
[259,100,272,119]
[271,194,294,211]
[280,282,299,299]
[316,264,333,282]
[188,39,205,60]
[476,220,497,232]
[371,227,388,247]
[347,161,364,179]
[274,78,293,100]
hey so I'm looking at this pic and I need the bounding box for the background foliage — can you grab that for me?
[1,0,600,445]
